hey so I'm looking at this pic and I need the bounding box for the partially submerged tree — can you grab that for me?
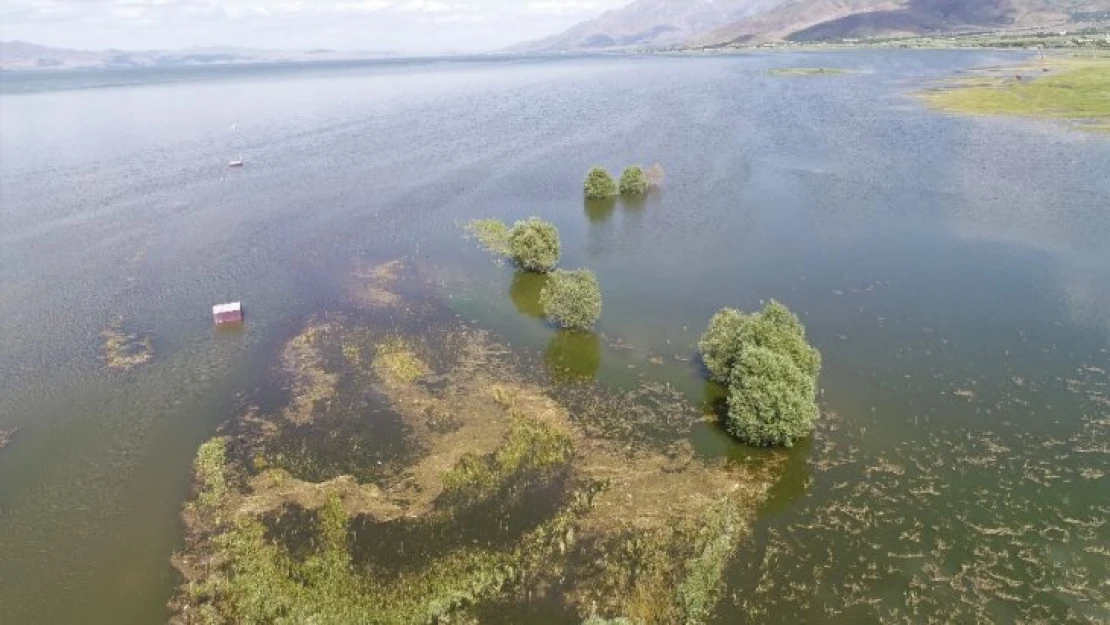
[541,269,602,331]
[584,167,618,200]
[726,346,818,447]
[508,218,561,273]
[619,165,649,195]
[698,300,821,447]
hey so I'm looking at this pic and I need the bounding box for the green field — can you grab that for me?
[923,57,1110,132]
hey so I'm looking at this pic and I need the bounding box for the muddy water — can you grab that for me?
[1,50,1108,622]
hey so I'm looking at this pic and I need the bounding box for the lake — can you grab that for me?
[0,50,1107,623]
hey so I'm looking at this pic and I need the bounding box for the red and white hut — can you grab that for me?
[212,302,243,325]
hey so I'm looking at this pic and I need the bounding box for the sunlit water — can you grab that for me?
[1,51,1107,623]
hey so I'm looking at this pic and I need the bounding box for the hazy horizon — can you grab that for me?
[0,0,628,54]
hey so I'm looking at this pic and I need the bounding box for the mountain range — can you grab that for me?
[0,41,398,71]
[513,0,1110,51]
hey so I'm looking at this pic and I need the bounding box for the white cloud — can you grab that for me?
[0,0,628,52]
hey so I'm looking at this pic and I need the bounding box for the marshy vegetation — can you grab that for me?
[466,217,560,273]
[922,56,1110,132]
[171,263,784,623]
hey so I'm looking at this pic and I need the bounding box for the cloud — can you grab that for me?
[0,0,627,52]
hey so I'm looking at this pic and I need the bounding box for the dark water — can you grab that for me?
[1,51,1107,623]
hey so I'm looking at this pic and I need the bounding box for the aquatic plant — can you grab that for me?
[584,167,618,200]
[619,166,648,195]
[375,337,429,383]
[508,218,561,273]
[699,301,820,447]
[541,269,602,332]
[465,219,511,256]
[195,437,229,511]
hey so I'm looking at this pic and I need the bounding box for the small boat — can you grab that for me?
[228,160,244,168]
[212,302,244,325]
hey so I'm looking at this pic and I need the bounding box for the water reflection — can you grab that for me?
[508,270,548,318]
[544,330,601,383]
[584,198,617,224]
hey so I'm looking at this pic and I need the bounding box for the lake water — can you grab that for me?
[1,51,1107,623]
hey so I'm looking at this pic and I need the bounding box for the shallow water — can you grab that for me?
[1,50,1108,623]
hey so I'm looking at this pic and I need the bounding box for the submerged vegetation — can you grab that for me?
[172,270,782,623]
[584,166,618,199]
[540,269,603,332]
[465,219,512,257]
[699,301,821,447]
[0,427,18,452]
[100,319,154,371]
[922,57,1110,132]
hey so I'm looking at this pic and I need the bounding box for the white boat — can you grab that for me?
[228,159,244,168]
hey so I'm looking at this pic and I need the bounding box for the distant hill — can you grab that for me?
[0,41,399,71]
[511,0,1110,51]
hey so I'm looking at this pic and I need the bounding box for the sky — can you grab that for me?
[0,0,629,53]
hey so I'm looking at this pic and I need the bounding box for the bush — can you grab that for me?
[698,300,821,447]
[508,218,560,273]
[726,347,818,447]
[541,269,602,331]
[619,166,649,195]
[584,167,618,200]
[645,163,665,189]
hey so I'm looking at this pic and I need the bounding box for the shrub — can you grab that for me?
[508,218,560,273]
[699,300,821,447]
[584,167,618,200]
[619,166,649,195]
[726,346,818,447]
[541,269,602,331]
[645,163,665,189]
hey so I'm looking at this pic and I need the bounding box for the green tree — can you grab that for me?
[584,167,618,200]
[726,346,818,447]
[619,165,649,195]
[541,269,602,331]
[698,300,821,447]
[508,218,561,273]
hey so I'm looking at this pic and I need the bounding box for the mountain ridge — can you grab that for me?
[513,0,1110,52]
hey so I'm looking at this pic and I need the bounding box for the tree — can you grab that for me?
[584,167,618,200]
[540,269,602,331]
[619,165,649,195]
[726,347,818,447]
[698,300,821,447]
[508,218,560,273]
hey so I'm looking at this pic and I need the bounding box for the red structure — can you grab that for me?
[212,302,243,325]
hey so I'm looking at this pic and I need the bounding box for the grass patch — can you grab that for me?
[194,438,229,511]
[923,59,1110,129]
[100,320,154,371]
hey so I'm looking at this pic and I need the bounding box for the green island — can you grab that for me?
[921,55,1110,132]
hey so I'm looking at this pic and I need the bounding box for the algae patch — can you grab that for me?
[0,427,18,452]
[349,258,406,308]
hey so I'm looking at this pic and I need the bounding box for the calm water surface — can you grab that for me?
[1,51,1107,623]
